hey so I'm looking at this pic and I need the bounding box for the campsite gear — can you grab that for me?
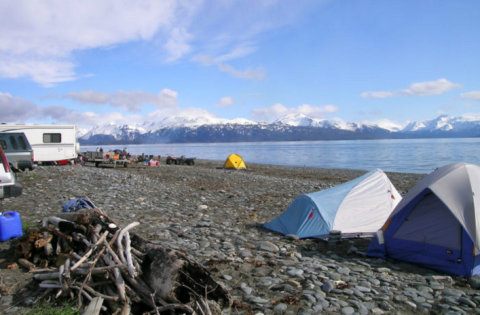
[149,160,159,166]
[223,154,247,170]
[166,155,196,165]
[0,211,23,241]
[264,169,401,239]
[367,163,480,278]
[62,198,95,213]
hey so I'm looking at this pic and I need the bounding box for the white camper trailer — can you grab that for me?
[0,124,80,164]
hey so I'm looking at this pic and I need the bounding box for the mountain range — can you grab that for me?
[78,114,480,145]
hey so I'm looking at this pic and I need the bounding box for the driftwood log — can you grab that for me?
[132,235,232,314]
[13,208,232,315]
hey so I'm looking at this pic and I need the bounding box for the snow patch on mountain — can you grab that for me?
[78,114,480,144]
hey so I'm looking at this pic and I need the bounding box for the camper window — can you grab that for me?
[9,136,18,150]
[0,140,6,150]
[43,133,61,143]
[18,136,27,150]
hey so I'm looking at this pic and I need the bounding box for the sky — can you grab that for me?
[1,0,480,132]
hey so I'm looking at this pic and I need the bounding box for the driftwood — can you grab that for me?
[14,208,232,315]
[132,236,232,314]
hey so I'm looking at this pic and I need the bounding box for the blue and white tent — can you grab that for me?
[367,163,480,278]
[264,169,401,239]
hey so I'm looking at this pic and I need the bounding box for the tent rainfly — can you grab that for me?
[223,154,246,170]
[367,163,480,278]
[264,169,401,239]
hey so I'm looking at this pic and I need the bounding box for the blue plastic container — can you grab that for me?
[0,211,23,241]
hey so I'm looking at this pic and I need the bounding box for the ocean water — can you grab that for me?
[83,138,480,174]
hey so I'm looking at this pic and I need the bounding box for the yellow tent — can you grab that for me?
[223,154,247,170]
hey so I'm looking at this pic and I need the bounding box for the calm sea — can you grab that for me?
[83,138,480,174]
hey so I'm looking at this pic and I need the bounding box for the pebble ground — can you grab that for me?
[1,160,479,314]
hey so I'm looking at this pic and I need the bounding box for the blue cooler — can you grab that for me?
[0,211,23,241]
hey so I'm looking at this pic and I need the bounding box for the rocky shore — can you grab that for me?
[1,160,480,314]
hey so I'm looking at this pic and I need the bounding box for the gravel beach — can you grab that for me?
[1,160,480,314]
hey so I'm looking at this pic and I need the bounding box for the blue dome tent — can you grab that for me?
[367,163,480,278]
[264,169,401,239]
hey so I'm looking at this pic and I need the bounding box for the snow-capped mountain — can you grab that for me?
[78,114,480,145]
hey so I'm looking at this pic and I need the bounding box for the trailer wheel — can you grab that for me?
[95,162,100,167]
[124,162,128,168]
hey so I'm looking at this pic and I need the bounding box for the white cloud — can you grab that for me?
[64,90,112,104]
[250,103,338,122]
[0,0,316,86]
[0,0,180,86]
[215,43,257,62]
[459,113,480,120]
[0,1,176,56]
[460,91,480,101]
[111,89,178,112]
[0,91,130,127]
[0,56,78,87]
[297,104,338,117]
[163,27,193,63]
[194,54,266,81]
[215,96,235,108]
[41,106,138,128]
[0,90,219,129]
[360,91,395,99]
[0,92,41,122]
[361,79,463,99]
[61,89,179,112]
[402,79,463,96]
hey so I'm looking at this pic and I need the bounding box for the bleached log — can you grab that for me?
[54,212,90,225]
[102,239,122,265]
[70,285,108,312]
[82,297,104,315]
[119,303,131,315]
[131,254,143,276]
[18,258,36,271]
[34,272,60,281]
[124,284,142,303]
[131,247,146,258]
[103,286,123,313]
[41,218,54,257]
[74,265,126,276]
[121,270,157,309]
[70,231,108,271]
[71,252,83,261]
[39,283,63,289]
[116,222,140,266]
[72,232,92,247]
[76,283,119,302]
[55,236,61,255]
[58,264,64,286]
[102,254,126,302]
[63,258,71,280]
[131,236,233,311]
[124,231,136,278]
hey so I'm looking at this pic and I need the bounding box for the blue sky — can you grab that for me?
[1,0,479,132]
